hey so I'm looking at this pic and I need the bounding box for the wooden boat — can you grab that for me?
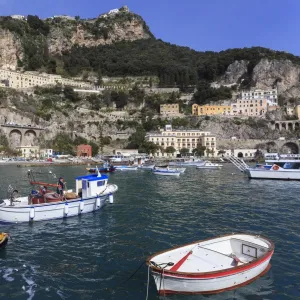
[146,233,274,295]
[0,232,8,249]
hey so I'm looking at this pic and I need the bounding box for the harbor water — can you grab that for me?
[0,164,299,299]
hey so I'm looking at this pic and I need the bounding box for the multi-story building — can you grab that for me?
[0,69,92,89]
[231,98,268,116]
[145,125,217,157]
[192,104,231,116]
[240,88,277,103]
[16,146,40,158]
[160,104,180,116]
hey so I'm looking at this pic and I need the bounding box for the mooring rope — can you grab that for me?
[145,265,150,300]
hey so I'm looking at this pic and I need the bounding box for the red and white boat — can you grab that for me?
[146,233,274,295]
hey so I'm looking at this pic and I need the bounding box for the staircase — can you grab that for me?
[228,155,249,172]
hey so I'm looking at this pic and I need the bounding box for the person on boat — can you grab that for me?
[41,186,47,195]
[57,177,64,196]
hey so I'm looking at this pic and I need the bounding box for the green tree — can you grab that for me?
[52,133,75,155]
[180,148,190,156]
[63,86,80,102]
[128,127,146,149]
[193,145,206,157]
[142,141,159,156]
[75,16,80,21]
[165,146,176,156]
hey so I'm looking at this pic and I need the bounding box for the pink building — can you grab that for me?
[77,144,92,157]
[231,99,268,116]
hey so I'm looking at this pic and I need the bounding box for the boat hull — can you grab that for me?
[153,262,271,295]
[246,168,300,180]
[0,234,8,249]
[153,171,180,176]
[196,166,221,169]
[0,185,118,223]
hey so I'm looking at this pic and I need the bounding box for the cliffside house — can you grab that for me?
[160,104,180,116]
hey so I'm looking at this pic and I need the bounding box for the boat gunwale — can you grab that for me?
[146,233,274,278]
[0,184,118,209]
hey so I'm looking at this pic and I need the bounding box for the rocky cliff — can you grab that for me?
[219,58,300,101]
[0,8,153,69]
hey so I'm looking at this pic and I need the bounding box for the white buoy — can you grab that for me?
[109,194,114,204]
[96,197,100,208]
[79,200,84,212]
[64,203,69,216]
[29,207,35,220]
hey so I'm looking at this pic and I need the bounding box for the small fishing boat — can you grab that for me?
[196,161,223,169]
[0,170,118,223]
[152,168,181,176]
[86,165,116,173]
[147,233,274,295]
[115,165,138,171]
[139,164,155,170]
[156,167,186,174]
[169,158,205,167]
[0,232,8,249]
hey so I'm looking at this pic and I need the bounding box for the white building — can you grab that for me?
[11,15,26,20]
[240,88,278,103]
[0,69,92,89]
[145,125,217,157]
[222,149,257,158]
[40,149,53,158]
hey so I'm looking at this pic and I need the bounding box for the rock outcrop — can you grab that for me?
[0,29,22,69]
[219,58,300,101]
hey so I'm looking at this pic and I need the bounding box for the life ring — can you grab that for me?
[273,165,279,171]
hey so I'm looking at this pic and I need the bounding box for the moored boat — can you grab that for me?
[246,154,300,180]
[0,232,8,249]
[146,233,274,295]
[152,168,181,176]
[0,171,118,223]
[115,165,138,171]
[139,164,155,170]
[86,165,116,173]
[169,158,205,167]
[196,161,223,169]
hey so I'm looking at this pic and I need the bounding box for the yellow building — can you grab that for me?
[192,104,231,116]
[16,146,40,158]
[160,104,180,116]
[145,125,217,157]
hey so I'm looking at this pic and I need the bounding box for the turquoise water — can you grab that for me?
[0,165,299,299]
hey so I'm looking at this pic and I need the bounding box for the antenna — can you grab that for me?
[96,165,101,177]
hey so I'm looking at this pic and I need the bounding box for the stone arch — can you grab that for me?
[280,142,299,154]
[281,123,286,130]
[9,129,22,147]
[237,152,243,158]
[295,123,300,130]
[24,130,37,146]
[288,123,293,131]
[275,123,280,130]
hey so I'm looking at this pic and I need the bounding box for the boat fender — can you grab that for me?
[29,207,35,220]
[96,196,101,208]
[64,203,69,216]
[79,200,84,212]
[109,194,114,204]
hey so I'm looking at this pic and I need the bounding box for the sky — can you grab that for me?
[1,0,300,55]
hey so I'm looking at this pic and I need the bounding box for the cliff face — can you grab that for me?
[0,10,153,69]
[219,58,300,100]
[0,29,23,69]
[47,14,152,55]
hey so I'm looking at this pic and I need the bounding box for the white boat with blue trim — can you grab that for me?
[246,153,300,180]
[196,161,223,169]
[152,167,181,176]
[115,165,138,171]
[0,171,118,223]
